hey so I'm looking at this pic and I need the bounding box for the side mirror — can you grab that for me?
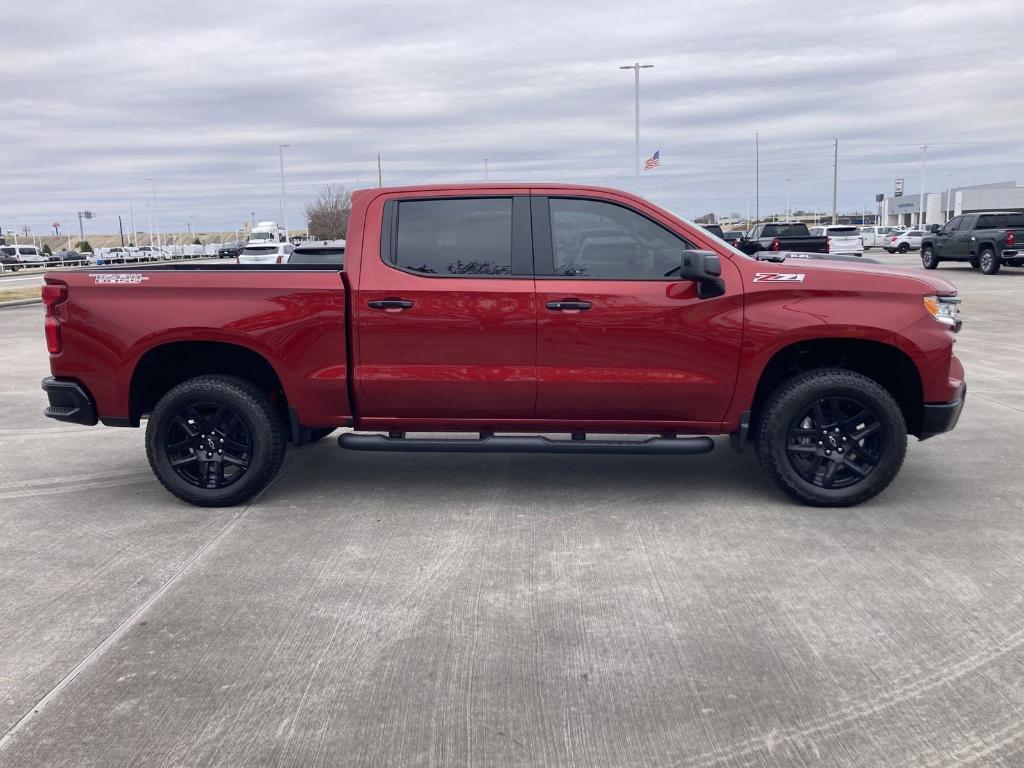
[678,250,725,299]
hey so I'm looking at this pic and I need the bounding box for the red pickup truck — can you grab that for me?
[41,184,966,508]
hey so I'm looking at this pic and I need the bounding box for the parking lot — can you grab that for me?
[1,252,1023,766]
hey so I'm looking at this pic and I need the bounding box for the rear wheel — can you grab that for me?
[756,369,907,507]
[897,243,910,253]
[921,246,939,269]
[145,375,286,507]
[979,248,1000,275]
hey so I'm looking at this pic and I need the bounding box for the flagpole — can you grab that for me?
[620,63,654,176]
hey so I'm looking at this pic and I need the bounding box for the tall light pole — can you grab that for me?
[279,144,291,240]
[146,178,161,251]
[918,145,928,227]
[785,178,792,220]
[619,62,654,176]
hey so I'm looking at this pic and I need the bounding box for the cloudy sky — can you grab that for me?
[2,0,1023,237]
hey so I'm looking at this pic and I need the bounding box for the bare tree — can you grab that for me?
[693,212,716,224]
[305,183,352,240]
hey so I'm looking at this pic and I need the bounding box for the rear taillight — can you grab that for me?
[42,282,68,354]
[1008,230,1016,247]
[770,237,781,251]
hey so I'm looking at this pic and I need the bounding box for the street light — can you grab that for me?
[146,178,161,251]
[77,210,94,244]
[918,146,928,227]
[619,62,654,176]
[279,144,291,241]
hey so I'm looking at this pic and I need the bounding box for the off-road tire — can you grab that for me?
[146,375,286,507]
[921,246,939,269]
[756,369,907,507]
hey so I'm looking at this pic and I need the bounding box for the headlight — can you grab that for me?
[924,295,961,330]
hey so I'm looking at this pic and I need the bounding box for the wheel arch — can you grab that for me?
[749,338,924,437]
[129,340,288,427]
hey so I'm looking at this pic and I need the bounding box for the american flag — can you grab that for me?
[643,149,660,171]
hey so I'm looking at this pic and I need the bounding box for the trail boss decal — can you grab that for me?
[89,273,150,284]
[754,272,805,283]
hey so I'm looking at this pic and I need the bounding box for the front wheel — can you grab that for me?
[756,369,907,507]
[145,375,286,507]
[921,246,939,269]
[979,248,1001,275]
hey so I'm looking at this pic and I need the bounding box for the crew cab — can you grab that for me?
[737,222,828,256]
[40,184,966,509]
[920,211,1024,274]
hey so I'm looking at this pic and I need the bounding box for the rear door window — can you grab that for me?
[393,198,513,276]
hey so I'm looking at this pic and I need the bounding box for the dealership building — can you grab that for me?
[881,181,1024,227]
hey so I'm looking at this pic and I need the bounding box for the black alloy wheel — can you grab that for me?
[756,368,907,506]
[784,396,884,490]
[165,402,252,489]
[146,375,286,507]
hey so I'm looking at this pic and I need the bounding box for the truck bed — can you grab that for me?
[45,265,352,429]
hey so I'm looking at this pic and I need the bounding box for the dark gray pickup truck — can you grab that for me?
[921,211,1024,274]
[736,222,829,256]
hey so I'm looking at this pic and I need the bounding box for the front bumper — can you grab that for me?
[41,377,97,425]
[919,383,966,440]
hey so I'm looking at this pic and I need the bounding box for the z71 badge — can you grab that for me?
[753,272,805,283]
[89,273,150,284]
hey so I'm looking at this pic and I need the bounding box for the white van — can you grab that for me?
[858,226,895,250]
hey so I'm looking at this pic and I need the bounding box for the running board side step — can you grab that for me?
[338,433,715,455]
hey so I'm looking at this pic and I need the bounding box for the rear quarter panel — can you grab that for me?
[47,269,351,427]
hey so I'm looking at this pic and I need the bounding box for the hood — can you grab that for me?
[766,253,959,295]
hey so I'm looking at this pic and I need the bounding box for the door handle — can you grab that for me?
[368,299,414,311]
[546,300,592,312]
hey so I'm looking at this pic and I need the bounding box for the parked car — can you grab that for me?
[809,225,863,256]
[920,211,1024,274]
[237,243,294,264]
[286,240,346,266]
[217,240,245,259]
[47,249,85,266]
[721,231,744,245]
[136,246,165,260]
[885,230,924,253]
[41,183,965,510]
[736,222,828,255]
[701,224,725,238]
[859,226,895,250]
[0,244,47,269]
[103,247,134,263]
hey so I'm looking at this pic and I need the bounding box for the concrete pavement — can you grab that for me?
[1,254,1023,766]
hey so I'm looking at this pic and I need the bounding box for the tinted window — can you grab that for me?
[243,246,278,255]
[761,224,810,237]
[548,198,689,279]
[977,214,1007,229]
[394,198,512,276]
[908,231,924,237]
[940,217,960,235]
[289,248,345,265]
[827,227,858,235]
[1008,213,1024,227]
[0,247,14,256]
